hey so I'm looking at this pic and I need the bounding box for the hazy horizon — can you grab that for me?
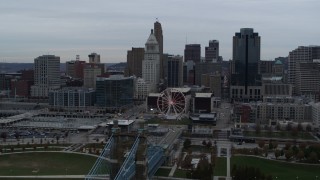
[1,0,319,63]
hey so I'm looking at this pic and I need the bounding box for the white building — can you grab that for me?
[31,55,60,97]
[134,78,150,101]
[142,29,160,92]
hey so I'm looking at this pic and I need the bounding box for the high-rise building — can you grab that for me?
[126,47,144,77]
[295,61,320,98]
[88,53,100,64]
[288,46,320,95]
[165,55,183,87]
[154,21,164,79]
[31,55,60,97]
[195,62,221,86]
[230,28,261,101]
[49,87,95,107]
[184,44,201,63]
[142,29,160,92]
[205,40,219,62]
[96,76,134,109]
[83,64,102,89]
[66,55,86,79]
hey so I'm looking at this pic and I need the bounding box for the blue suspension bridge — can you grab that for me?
[85,126,180,180]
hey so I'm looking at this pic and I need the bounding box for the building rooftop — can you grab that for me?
[195,93,213,98]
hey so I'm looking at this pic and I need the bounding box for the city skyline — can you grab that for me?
[1,0,319,63]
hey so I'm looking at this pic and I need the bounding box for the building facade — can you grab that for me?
[230,28,261,101]
[142,29,160,92]
[165,55,183,87]
[184,44,201,63]
[205,40,219,62]
[96,76,134,109]
[126,47,144,77]
[31,55,60,97]
[154,21,164,79]
[88,53,100,64]
[48,87,95,107]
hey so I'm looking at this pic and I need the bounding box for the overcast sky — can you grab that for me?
[0,0,319,63]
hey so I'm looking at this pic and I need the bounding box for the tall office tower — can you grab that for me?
[184,44,201,63]
[165,55,183,87]
[66,55,86,79]
[154,21,164,79]
[194,62,222,86]
[295,62,320,98]
[126,47,144,77]
[183,60,195,85]
[88,52,100,64]
[142,29,160,92]
[31,55,60,97]
[205,40,219,62]
[288,46,320,90]
[230,28,261,101]
[83,64,102,89]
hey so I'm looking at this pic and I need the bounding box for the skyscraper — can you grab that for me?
[230,28,261,101]
[31,55,60,97]
[142,29,160,92]
[184,44,201,63]
[126,47,144,77]
[154,21,164,79]
[88,53,100,64]
[288,46,320,96]
[205,40,219,62]
[165,55,183,87]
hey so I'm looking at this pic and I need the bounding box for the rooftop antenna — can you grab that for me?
[76,55,80,61]
[186,34,188,44]
[156,17,158,22]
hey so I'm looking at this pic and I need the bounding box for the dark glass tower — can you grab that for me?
[231,28,261,93]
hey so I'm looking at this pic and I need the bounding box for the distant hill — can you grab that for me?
[0,62,127,73]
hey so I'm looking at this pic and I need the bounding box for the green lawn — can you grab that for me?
[214,157,227,176]
[231,156,320,179]
[173,169,188,178]
[244,131,315,140]
[0,152,97,176]
[154,168,171,176]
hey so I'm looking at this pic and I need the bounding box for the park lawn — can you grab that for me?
[154,168,171,176]
[0,152,97,176]
[231,156,320,179]
[244,131,315,140]
[214,157,227,176]
[173,169,188,178]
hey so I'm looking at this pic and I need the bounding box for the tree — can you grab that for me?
[284,142,292,150]
[285,150,293,161]
[56,136,60,144]
[258,140,265,149]
[276,123,281,131]
[183,139,191,149]
[272,141,278,149]
[202,140,207,146]
[291,128,298,137]
[207,141,212,148]
[297,123,303,131]
[286,123,292,131]
[0,132,7,143]
[308,152,318,163]
[255,124,261,134]
[275,149,281,159]
[299,142,307,150]
[14,132,20,141]
[296,150,304,161]
[306,124,312,132]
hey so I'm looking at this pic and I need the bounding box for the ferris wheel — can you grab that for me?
[157,88,186,119]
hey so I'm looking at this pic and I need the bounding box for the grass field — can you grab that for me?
[0,152,97,176]
[244,131,315,140]
[173,169,188,178]
[231,156,320,179]
[214,157,227,176]
[154,168,171,176]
